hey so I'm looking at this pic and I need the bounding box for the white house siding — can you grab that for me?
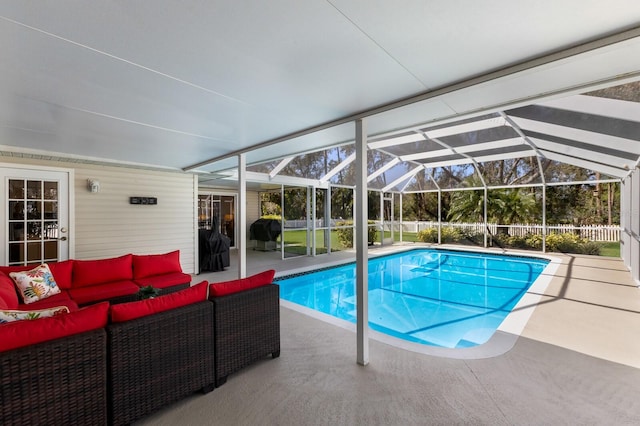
[245,190,261,249]
[0,157,197,273]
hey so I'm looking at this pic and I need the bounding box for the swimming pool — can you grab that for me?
[275,249,550,349]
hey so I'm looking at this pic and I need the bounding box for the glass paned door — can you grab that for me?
[198,193,236,247]
[2,169,69,265]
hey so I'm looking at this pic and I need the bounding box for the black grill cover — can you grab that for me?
[199,218,231,272]
[249,219,281,242]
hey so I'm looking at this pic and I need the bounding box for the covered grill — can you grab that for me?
[249,218,281,251]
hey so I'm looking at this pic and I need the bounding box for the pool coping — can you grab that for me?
[275,244,562,359]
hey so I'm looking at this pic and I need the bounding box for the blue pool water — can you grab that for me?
[275,249,549,348]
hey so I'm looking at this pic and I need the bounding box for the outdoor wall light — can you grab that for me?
[87,179,100,193]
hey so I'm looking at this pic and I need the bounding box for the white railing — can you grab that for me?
[400,221,620,242]
[280,219,620,242]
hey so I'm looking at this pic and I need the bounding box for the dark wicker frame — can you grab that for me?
[156,282,190,296]
[210,283,280,386]
[78,282,191,307]
[0,328,108,426]
[106,301,215,426]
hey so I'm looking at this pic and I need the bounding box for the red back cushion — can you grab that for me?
[209,269,276,297]
[47,260,74,289]
[0,265,31,275]
[0,302,109,352]
[73,254,133,288]
[0,261,74,290]
[109,281,208,323]
[0,273,19,310]
[132,250,182,279]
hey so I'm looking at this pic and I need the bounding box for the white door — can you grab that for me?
[1,168,70,265]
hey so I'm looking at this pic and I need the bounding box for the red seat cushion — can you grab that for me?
[18,291,78,311]
[0,273,19,310]
[209,270,276,297]
[110,281,208,323]
[72,254,133,288]
[68,281,139,305]
[134,272,191,289]
[132,250,183,279]
[0,302,109,352]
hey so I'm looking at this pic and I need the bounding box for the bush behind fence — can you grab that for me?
[403,221,620,242]
[282,219,620,242]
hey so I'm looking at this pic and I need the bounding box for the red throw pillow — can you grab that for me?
[209,269,276,297]
[109,281,208,323]
[0,302,109,352]
[73,254,133,288]
[132,250,182,279]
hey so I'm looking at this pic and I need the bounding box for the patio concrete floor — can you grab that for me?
[138,244,640,425]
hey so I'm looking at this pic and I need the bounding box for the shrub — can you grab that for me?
[493,234,529,249]
[416,228,438,243]
[419,228,603,255]
[581,241,602,255]
[260,214,282,220]
[525,232,601,255]
[416,227,464,244]
[335,221,378,248]
[458,229,483,245]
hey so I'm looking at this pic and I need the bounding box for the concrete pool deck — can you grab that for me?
[137,245,640,425]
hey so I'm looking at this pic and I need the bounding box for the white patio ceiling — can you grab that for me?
[1,1,640,187]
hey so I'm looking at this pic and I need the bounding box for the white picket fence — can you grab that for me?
[282,219,620,242]
[401,221,620,242]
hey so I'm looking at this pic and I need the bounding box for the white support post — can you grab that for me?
[399,193,403,243]
[542,183,547,253]
[379,191,384,246]
[484,187,488,248]
[355,118,369,366]
[307,186,311,256]
[238,153,247,278]
[438,190,442,244]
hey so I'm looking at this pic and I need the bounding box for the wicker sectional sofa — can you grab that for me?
[0,264,280,425]
[0,250,191,311]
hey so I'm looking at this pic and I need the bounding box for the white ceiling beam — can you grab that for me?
[220,170,329,188]
[539,151,627,179]
[420,150,537,169]
[429,135,487,187]
[269,157,294,179]
[319,153,356,183]
[381,165,423,192]
[426,116,507,139]
[539,94,640,122]
[367,133,424,149]
[367,157,400,182]
[510,116,640,154]
[399,137,524,161]
[528,137,634,170]
[368,117,507,149]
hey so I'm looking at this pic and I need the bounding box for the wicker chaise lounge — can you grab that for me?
[107,301,215,426]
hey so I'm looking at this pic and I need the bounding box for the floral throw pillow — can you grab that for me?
[0,306,69,324]
[9,264,62,304]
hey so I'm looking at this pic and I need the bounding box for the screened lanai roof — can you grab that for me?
[198,82,640,191]
[2,2,640,184]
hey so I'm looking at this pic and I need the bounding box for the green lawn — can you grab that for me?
[279,229,621,257]
[279,229,345,253]
[599,242,621,258]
